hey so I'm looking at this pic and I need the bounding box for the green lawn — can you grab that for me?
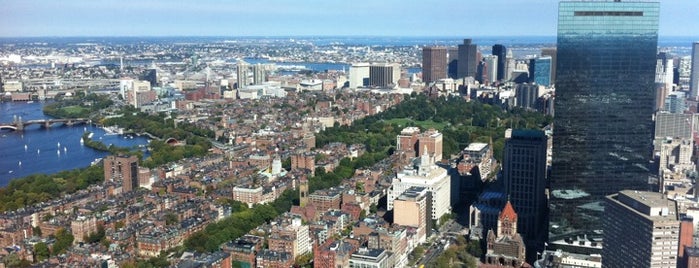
[384,118,448,130]
[61,105,89,117]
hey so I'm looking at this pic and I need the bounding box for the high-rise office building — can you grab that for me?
[368,63,400,88]
[475,59,487,84]
[603,190,679,268]
[690,42,699,100]
[457,39,478,78]
[655,52,674,111]
[349,63,370,88]
[481,55,498,85]
[515,83,539,111]
[492,44,507,81]
[541,47,557,84]
[531,57,552,87]
[447,47,459,79]
[550,1,659,237]
[422,47,447,83]
[503,130,547,255]
[665,91,687,114]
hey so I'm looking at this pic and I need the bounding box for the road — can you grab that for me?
[416,219,467,267]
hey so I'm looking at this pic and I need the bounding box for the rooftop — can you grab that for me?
[613,190,677,219]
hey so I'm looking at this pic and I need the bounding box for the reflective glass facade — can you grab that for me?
[533,57,552,87]
[550,1,659,237]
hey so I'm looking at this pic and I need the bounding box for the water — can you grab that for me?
[0,102,149,186]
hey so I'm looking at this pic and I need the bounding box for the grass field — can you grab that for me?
[384,118,448,130]
[61,105,89,116]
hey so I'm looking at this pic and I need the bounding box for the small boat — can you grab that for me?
[57,149,60,155]
[64,147,67,153]
[37,149,40,154]
[57,142,61,148]
[18,161,21,166]
[24,144,27,151]
[80,137,84,144]
[8,170,13,174]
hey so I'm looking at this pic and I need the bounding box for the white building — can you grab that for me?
[289,217,312,257]
[349,248,392,268]
[349,63,370,88]
[388,149,451,222]
[483,55,498,84]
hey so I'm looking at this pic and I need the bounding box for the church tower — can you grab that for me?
[299,176,309,208]
[486,200,527,267]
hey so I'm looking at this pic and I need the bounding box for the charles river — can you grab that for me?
[0,101,149,187]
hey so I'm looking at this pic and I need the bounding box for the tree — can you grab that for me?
[466,239,482,257]
[86,224,106,244]
[2,253,30,268]
[294,253,313,268]
[52,228,74,255]
[369,203,377,214]
[165,212,179,226]
[34,242,50,262]
[355,182,365,193]
[32,226,42,237]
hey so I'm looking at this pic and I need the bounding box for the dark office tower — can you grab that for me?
[503,130,547,261]
[457,39,478,78]
[447,47,459,79]
[422,47,448,83]
[475,59,487,84]
[550,1,659,240]
[492,44,507,81]
[541,47,557,84]
[142,69,157,87]
[691,42,699,100]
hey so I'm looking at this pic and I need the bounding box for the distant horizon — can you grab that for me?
[0,34,697,39]
[1,1,697,37]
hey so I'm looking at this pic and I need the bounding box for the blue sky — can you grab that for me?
[0,0,696,37]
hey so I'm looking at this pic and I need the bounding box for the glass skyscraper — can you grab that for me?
[532,57,552,87]
[550,1,659,238]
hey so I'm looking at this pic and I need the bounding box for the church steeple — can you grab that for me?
[418,145,432,176]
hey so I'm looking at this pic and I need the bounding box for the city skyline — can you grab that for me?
[1,0,697,37]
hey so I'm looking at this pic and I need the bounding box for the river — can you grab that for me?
[0,101,149,187]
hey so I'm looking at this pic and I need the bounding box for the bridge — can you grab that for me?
[0,116,90,131]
